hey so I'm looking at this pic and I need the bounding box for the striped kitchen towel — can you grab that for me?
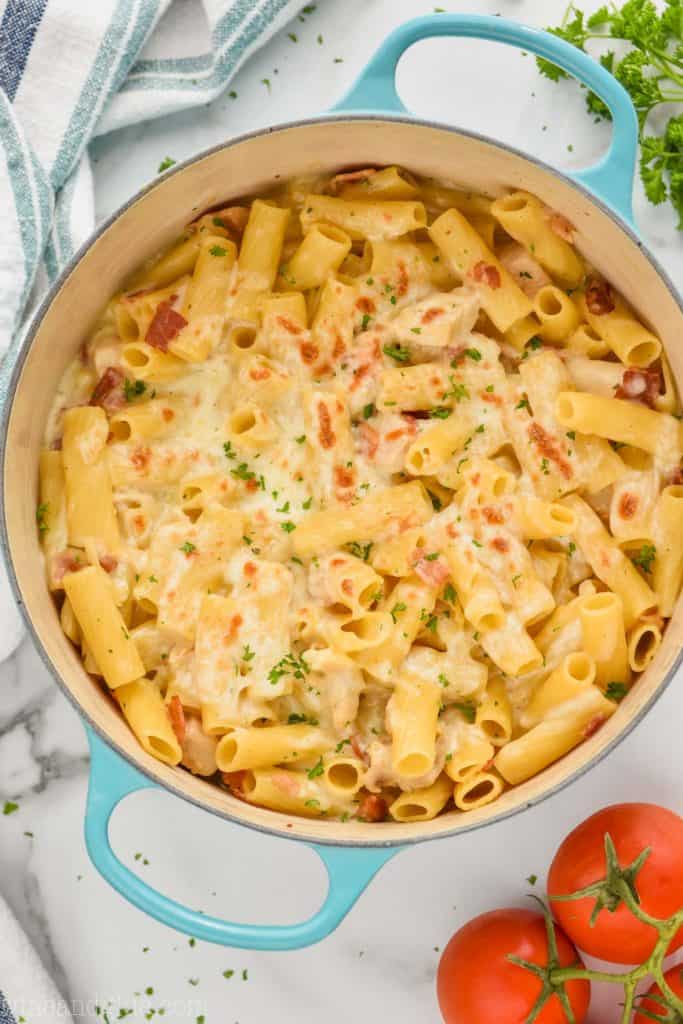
[0,0,302,662]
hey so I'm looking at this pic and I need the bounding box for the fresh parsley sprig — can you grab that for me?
[537,1,683,226]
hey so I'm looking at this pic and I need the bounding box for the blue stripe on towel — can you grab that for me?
[0,990,17,1024]
[0,0,49,101]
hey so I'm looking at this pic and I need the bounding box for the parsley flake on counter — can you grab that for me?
[526,874,538,886]
[223,969,234,979]
[3,801,18,815]
[157,157,176,173]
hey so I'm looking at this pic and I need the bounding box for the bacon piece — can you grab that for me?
[615,367,662,409]
[99,554,117,573]
[51,550,81,582]
[481,506,504,525]
[357,793,388,823]
[209,206,249,234]
[168,695,186,745]
[317,403,335,449]
[221,770,248,797]
[396,260,409,297]
[585,275,615,316]
[583,715,607,739]
[491,536,509,554]
[329,168,378,192]
[618,492,639,520]
[668,467,683,486]
[471,261,501,290]
[358,422,379,459]
[350,733,369,764]
[131,445,152,472]
[412,552,450,586]
[421,306,445,324]
[334,465,355,491]
[300,340,319,364]
[145,299,187,351]
[356,296,376,314]
[271,770,300,796]
[548,211,575,242]
[275,315,302,336]
[89,367,126,412]
[498,242,550,298]
[528,422,573,480]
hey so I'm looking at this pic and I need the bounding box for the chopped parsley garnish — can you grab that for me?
[527,336,543,350]
[157,156,176,173]
[631,543,656,574]
[512,574,522,587]
[242,644,255,662]
[443,583,457,604]
[464,347,482,361]
[335,738,351,753]
[516,394,531,411]
[438,673,450,688]
[429,406,452,419]
[606,681,628,703]
[453,701,476,723]
[540,458,550,475]
[36,502,48,533]
[307,757,324,779]
[295,434,306,444]
[230,462,256,482]
[346,541,372,561]
[288,713,319,725]
[410,327,422,335]
[363,403,376,419]
[281,521,296,533]
[419,608,438,633]
[361,313,373,330]
[276,500,290,513]
[209,245,227,257]
[124,378,146,402]
[390,602,407,623]
[302,497,313,510]
[568,542,576,556]
[566,430,576,440]
[268,652,309,686]
[443,376,469,402]
[428,490,442,512]
[425,551,440,560]
[383,343,410,363]
[223,440,236,459]
[180,541,196,555]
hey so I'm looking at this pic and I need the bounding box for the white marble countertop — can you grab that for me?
[2,1,682,1021]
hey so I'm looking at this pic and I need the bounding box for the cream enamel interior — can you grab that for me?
[4,117,683,846]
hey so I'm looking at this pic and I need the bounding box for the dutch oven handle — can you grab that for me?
[84,728,401,949]
[332,13,639,225]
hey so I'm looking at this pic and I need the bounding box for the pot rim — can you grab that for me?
[3,111,682,848]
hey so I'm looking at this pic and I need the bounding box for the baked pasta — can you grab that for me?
[39,166,683,823]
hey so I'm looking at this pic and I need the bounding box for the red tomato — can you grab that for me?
[634,965,683,1022]
[437,908,590,1024]
[548,804,683,964]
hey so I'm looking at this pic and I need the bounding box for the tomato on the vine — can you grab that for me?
[436,908,590,1023]
[548,804,683,963]
[634,965,683,1023]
